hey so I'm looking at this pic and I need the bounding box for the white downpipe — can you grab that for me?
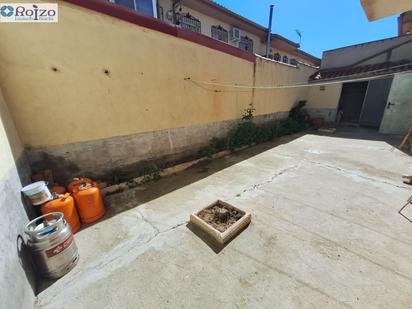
[152,0,157,18]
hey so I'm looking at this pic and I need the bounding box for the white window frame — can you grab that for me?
[151,0,157,18]
[109,0,157,18]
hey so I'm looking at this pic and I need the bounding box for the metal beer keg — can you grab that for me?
[25,212,79,279]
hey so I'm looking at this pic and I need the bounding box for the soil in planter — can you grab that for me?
[197,201,245,232]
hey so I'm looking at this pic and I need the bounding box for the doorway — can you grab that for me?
[337,78,393,128]
[337,82,368,123]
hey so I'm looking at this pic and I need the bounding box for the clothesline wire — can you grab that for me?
[183,63,412,92]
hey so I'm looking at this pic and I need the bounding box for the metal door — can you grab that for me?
[380,73,412,134]
[359,77,393,128]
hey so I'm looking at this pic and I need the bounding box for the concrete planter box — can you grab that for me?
[190,200,251,245]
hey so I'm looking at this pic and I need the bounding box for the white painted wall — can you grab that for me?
[0,88,35,309]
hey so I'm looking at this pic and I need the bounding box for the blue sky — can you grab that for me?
[214,0,398,58]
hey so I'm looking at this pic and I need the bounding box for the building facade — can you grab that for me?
[108,0,320,66]
[306,2,412,134]
[308,34,412,134]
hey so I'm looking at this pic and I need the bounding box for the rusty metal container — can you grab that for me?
[24,212,79,279]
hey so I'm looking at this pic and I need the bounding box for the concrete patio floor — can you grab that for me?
[36,134,412,308]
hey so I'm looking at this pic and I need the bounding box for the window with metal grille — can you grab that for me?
[239,36,254,53]
[211,25,228,43]
[290,58,298,66]
[175,13,201,33]
[273,53,281,61]
[282,55,289,64]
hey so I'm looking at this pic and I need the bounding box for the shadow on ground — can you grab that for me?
[89,126,404,225]
[102,133,303,220]
[186,222,250,254]
[322,125,403,148]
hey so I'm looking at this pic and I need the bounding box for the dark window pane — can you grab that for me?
[136,0,154,17]
[115,0,135,10]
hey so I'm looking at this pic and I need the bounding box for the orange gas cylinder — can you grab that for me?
[73,182,105,224]
[41,193,81,233]
[67,177,92,193]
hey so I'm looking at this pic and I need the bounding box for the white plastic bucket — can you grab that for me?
[21,181,52,206]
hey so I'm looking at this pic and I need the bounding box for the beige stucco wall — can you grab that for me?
[361,0,412,21]
[0,1,253,148]
[0,91,22,179]
[0,0,316,149]
[254,58,315,114]
[0,90,24,169]
[306,82,342,121]
[0,88,35,309]
[307,83,343,109]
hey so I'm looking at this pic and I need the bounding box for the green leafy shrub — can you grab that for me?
[198,146,217,158]
[110,100,311,186]
[289,100,309,130]
[270,123,282,139]
[280,118,300,134]
[198,100,308,157]
[142,164,160,182]
[242,103,256,121]
[209,137,226,152]
[256,125,272,143]
[227,121,259,150]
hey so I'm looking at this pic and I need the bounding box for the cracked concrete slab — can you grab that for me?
[36,135,412,308]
